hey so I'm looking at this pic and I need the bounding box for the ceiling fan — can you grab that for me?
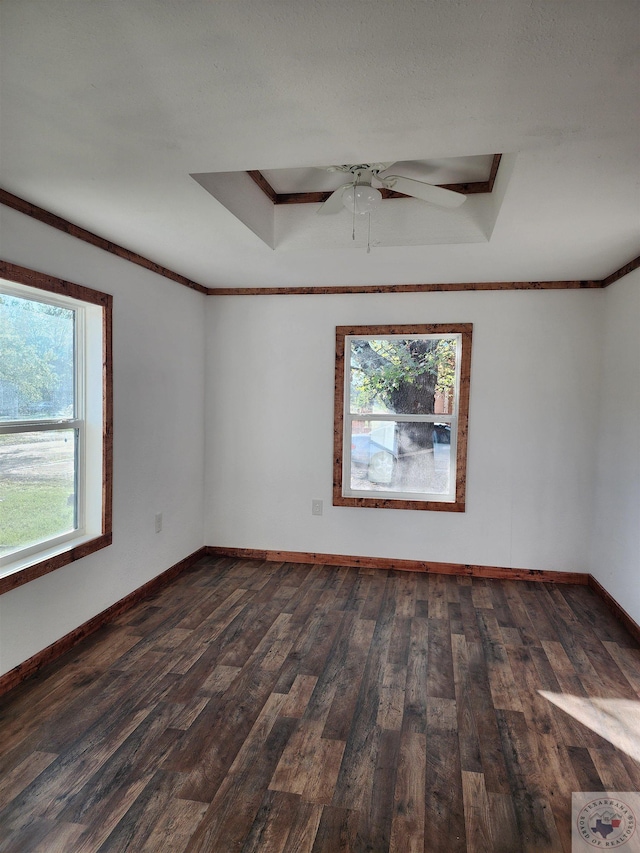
[317,162,467,217]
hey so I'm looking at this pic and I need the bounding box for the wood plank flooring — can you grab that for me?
[0,556,638,852]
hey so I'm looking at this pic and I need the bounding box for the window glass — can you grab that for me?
[349,420,451,495]
[349,337,457,416]
[0,429,77,559]
[0,294,75,421]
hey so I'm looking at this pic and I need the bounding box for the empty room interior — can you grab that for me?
[0,2,639,851]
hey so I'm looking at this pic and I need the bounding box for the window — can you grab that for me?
[0,262,112,591]
[333,324,472,511]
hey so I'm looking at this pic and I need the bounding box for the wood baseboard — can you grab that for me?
[205,546,589,585]
[3,546,636,699]
[0,547,207,698]
[588,575,640,645]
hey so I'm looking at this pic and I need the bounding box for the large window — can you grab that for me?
[0,263,112,591]
[334,324,472,511]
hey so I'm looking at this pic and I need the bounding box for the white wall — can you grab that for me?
[590,270,640,624]
[204,287,602,574]
[2,203,636,677]
[0,207,206,676]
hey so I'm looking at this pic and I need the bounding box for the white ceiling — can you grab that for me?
[1,1,638,288]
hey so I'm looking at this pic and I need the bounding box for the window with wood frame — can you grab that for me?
[0,262,112,592]
[334,324,472,511]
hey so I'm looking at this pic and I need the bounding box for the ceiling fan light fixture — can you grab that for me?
[341,183,382,215]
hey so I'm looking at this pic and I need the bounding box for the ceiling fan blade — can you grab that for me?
[378,160,437,180]
[381,175,466,208]
[317,183,352,215]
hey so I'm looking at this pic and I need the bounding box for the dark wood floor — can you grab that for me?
[0,557,639,852]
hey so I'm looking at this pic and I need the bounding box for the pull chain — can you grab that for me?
[367,212,371,253]
[352,192,356,241]
[352,172,360,241]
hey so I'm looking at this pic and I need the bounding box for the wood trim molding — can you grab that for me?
[103,289,114,538]
[2,546,637,699]
[247,154,504,205]
[247,170,278,203]
[601,255,640,287]
[0,535,113,597]
[0,547,207,697]
[208,279,602,296]
[486,153,502,192]
[0,260,112,307]
[2,188,637,296]
[588,575,640,646]
[206,546,589,586]
[0,189,208,294]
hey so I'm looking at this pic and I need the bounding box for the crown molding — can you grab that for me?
[0,189,208,294]
[1,187,637,296]
[208,279,603,296]
[601,255,640,287]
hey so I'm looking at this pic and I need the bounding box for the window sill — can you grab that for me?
[333,494,466,511]
[0,533,112,595]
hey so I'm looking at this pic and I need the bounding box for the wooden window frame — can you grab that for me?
[333,323,472,512]
[0,261,113,594]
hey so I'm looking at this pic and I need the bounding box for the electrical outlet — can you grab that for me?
[311,499,323,516]
[155,513,163,533]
